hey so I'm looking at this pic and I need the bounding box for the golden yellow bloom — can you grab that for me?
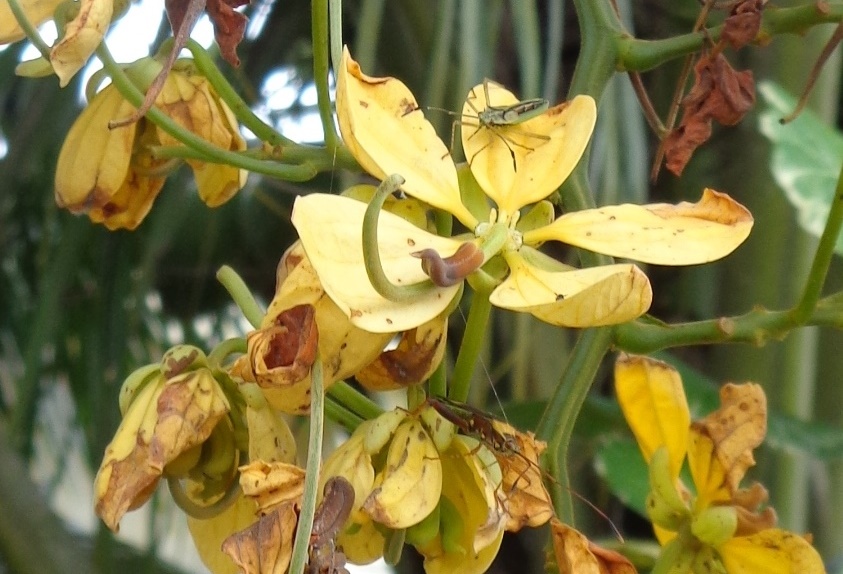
[55,57,246,230]
[319,405,508,573]
[614,354,826,574]
[292,48,753,333]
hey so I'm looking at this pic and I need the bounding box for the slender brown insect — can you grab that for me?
[425,395,624,542]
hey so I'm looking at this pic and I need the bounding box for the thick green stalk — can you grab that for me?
[312,0,340,150]
[325,396,365,432]
[618,4,843,72]
[186,40,294,147]
[536,327,613,520]
[449,288,493,403]
[289,354,325,574]
[327,381,384,420]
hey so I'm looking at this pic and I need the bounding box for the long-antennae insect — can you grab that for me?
[425,395,624,542]
[429,79,551,170]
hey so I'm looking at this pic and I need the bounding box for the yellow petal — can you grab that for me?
[55,86,139,211]
[614,354,689,478]
[336,47,477,227]
[157,67,247,206]
[336,515,386,565]
[94,375,164,531]
[719,529,826,574]
[687,429,732,509]
[49,0,113,86]
[490,251,652,327]
[363,419,442,529]
[1,0,64,43]
[292,194,462,333]
[188,494,259,574]
[418,438,505,574]
[246,405,297,464]
[525,189,753,264]
[86,144,167,230]
[320,429,376,515]
[463,85,596,213]
[254,244,391,413]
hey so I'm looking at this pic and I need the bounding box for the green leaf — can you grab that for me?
[757,81,843,253]
[593,437,650,518]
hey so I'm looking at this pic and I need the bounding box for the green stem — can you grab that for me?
[327,381,384,420]
[363,174,439,301]
[618,4,843,72]
[289,353,325,574]
[449,287,493,403]
[216,265,265,329]
[312,0,340,150]
[148,145,317,180]
[208,337,247,367]
[329,0,344,80]
[428,359,447,399]
[325,396,364,432]
[6,0,51,59]
[425,0,457,109]
[96,45,318,181]
[536,327,613,521]
[568,0,624,100]
[791,163,843,322]
[185,40,294,147]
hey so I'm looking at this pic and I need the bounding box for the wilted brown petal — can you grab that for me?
[723,0,765,50]
[692,383,766,492]
[665,53,755,176]
[551,519,637,574]
[355,317,448,391]
[490,420,554,531]
[248,305,318,388]
[222,504,297,574]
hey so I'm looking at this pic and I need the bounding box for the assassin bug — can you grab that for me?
[425,395,624,541]
[429,79,551,170]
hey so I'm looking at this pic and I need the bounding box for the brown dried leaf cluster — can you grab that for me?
[663,0,763,175]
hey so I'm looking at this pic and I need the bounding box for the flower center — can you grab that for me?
[475,208,523,254]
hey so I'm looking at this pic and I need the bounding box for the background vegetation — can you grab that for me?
[2,0,843,572]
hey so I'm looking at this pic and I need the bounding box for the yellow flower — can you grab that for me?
[614,354,826,574]
[94,345,235,531]
[291,48,754,333]
[319,405,507,573]
[1,0,65,44]
[55,57,246,230]
[230,239,449,413]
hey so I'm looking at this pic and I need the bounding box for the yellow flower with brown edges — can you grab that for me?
[291,48,754,334]
[615,354,826,574]
[1,0,64,44]
[319,405,508,574]
[55,57,246,230]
